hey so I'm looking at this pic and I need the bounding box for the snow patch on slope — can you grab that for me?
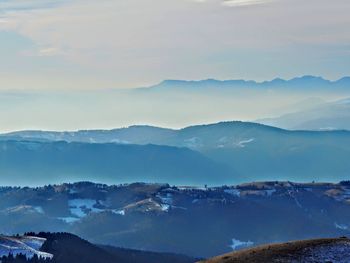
[224,189,241,197]
[229,238,254,250]
[335,223,349,230]
[234,138,255,148]
[68,199,103,218]
[58,217,81,224]
[20,236,46,250]
[112,209,125,216]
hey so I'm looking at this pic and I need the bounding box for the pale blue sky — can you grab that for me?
[0,0,349,90]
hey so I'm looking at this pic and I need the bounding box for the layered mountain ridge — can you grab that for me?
[258,98,350,131]
[2,121,350,184]
[146,75,350,91]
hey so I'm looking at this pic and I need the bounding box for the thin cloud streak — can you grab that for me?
[0,0,69,13]
[222,0,274,7]
[192,0,274,7]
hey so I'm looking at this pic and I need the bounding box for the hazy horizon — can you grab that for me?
[1,0,349,132]
[1,75,349,132]
[1,1,350,262]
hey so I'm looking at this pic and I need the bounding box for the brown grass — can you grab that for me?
[199,237,349,263]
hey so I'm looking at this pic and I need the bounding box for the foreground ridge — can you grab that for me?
[200,237,350,263]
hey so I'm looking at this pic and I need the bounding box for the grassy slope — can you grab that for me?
[199,238,349,263]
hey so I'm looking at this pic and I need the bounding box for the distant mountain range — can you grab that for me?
[2,121,350,184]
[1,181,350,258]
[142,75,350,91]
[2,76,349,132]
[258,97,350,131]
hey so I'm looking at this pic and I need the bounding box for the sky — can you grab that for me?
[0,0,350,132]
[0,0,349,90]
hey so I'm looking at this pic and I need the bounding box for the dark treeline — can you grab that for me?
[0,254,51,263]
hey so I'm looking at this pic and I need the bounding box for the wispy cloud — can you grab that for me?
[192,0,274,7]
[21,47,64,57]
[0,0,69,13]
[222,0,274,7]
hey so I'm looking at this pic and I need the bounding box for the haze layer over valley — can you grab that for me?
[2,76,350,133]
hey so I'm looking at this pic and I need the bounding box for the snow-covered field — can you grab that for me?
[68,199,103,218]
[0,235,53,259]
